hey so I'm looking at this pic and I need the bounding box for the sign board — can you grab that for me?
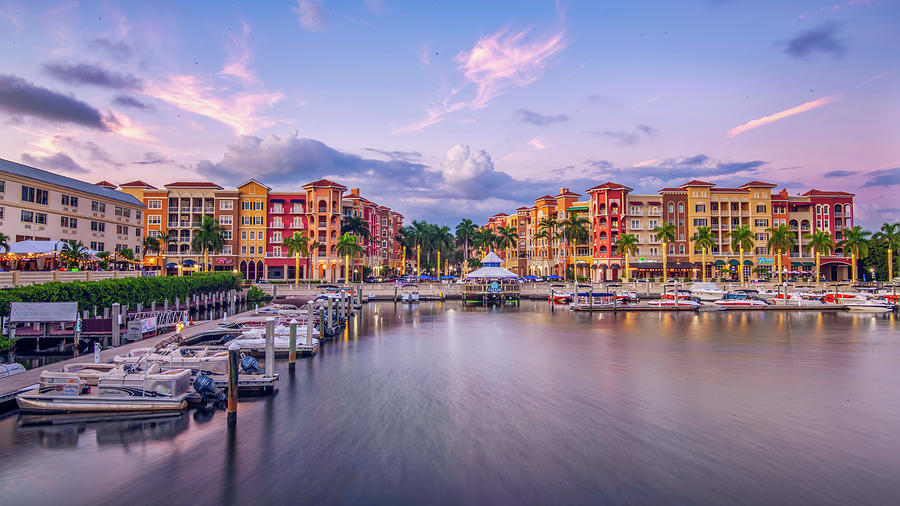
[756,257,774,265]
[142,270,157,277]
[10,302,77,322]
[487,281,502,293]
[140,316,158,334]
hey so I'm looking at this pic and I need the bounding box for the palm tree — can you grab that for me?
[837,225,871,283]
[536,217,557,276]
[559,212,589,279]
[341,215,370,240]
[96,251,111,270]
[651,222,677,283]
[691,226,716,282]
[615,233,639,281]
[804,230,834,286]
[728,225,755,284]
[60,240,89,269]
[337,233,364,281]
[473,228,497,257]
[307,239,323,282]
[497,225,519,270]
[766,224,795,284]
[282,231,310,285]
[873,223,900,282]
[455,218,477,265]
[160,230,178,253]
[115,247,135,270]
[191,216,226,272]
[0,232,10,253]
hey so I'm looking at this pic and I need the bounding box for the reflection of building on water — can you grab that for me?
[16,412,190,448]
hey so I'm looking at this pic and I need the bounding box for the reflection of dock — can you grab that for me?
[462,281,521,306]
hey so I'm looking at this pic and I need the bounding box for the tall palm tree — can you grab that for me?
[536,217,557,276]
[191,216,226,273]
[615,233,639,281]
[837,225,871,283]
[728,225,755,284]
[341,215,370,240]
[651,222,677,283]
[473,228,497,257]
[455,218,477,265]
[60,240,89,270]
[559,212,589,279]
[766,224,795,284]
[307,239,323,281]
[691,226,716,282]
[497,225,519,269]
[282,230,310,285]
[873,222,900,282]
[804,230,834,286]
[96,251,111,270]
[160,230,178,253]
[337,233,364,281]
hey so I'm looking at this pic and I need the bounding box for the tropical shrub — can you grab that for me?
[0,272,241,317]
[246,286,272,304]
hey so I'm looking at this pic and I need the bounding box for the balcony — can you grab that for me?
[192,207,203,213]
[168,221,179,227]
[203,207,214,213]
[648,210,662,216]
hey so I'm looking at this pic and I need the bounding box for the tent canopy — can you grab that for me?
[7,240,99,256]
[466,251,518,279]
[10,302,78,322]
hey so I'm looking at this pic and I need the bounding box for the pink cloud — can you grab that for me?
[219,22,256,83]
[726,95,840,138]
[396,25,567,133]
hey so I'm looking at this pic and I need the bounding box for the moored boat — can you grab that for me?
[713,293,769,307]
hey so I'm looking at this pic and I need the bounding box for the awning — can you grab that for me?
[743,260,753,265]
[166,262,177,268]
[290,199,304,203]
[269,198,285,203]
[714,260,726,266]
[631,261,662,269]
[669,261,698,269]
[610,263,622,269]
[803,262,815,267]
[728,259,739,266]
[791,262,802,267]
[597,263,609,269]
[182,259,196,266]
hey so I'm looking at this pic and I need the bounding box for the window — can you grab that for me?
[220,200,233,210]
[241,231,247,240]
[679,244,685,254]
[61,195,79,207]
[91,201,106,213]
[91,221,105,232]
[241,246,247,255]
[222,245,232,255]
[755,233,767,241]
[90,241,105,251]
[34,212,46,224]
[755,205,767,213]
[649,219,658,229]
[242,201,250,211]
[148,215,162,225]
[223,231,233,240]
[116,225,129,235]
[219,215,233,225]
[249,231,256,240]
[695,204,706,212]
[60,216,77,228]
[678,203,684,213]
[754,219,769,227]
[669,245,675,254]
[0,180,4,192]
[291,217,303,228]
[145,200,161,210]
[136,228,142,237]
[668,203,674,213]
[114,206,123,217]
[249,246,255,255]
[382,241,387,248]
[631,219,639,228]
[255,201,263,210]
[292,204,303,213]
[0,207,4,219]
[21,210,33,222]
[21,186,48,205]
[692,218,708,226]
[272,232,282,243]
[271,204,283,213]
[149,230,160,238]
[255,216,263,225]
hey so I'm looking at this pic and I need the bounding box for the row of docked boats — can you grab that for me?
[16,299,353,415]
[554,282,897,313]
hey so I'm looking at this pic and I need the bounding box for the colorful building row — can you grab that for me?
[484,180,855,281]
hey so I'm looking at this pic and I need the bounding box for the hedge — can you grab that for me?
[0,273,241,317]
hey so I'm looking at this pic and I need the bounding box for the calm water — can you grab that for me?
[1,302,899,505]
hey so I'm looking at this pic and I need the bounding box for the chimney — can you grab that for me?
[560,187,568,195]
[350,188,360,196]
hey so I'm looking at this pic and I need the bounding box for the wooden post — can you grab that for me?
[111,303,121,346]
[319,307,326,339]
[103,307,109,319]
[151,301,156,312]
[289,318,298,370]
[306,306,314,349]
[227,341,239,426]
[326,297,333,329]
[229,290,236,315]
[265,317,275,378]
[164,299,169,311]
[74,314,81,357]
[175,297,180,310]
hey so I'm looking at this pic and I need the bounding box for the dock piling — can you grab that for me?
[265,317,275,378]
[318,306,326,338]
[289,318,298,370]
[227,341,240,425]
[111,303,121,346]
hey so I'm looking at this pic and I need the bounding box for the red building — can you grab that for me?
[265,192,309,280]
[586,182,631,280]
[804,189,855,280]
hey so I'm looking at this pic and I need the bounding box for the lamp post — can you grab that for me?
[416,244,420,278]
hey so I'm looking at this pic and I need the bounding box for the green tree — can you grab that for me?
[455,218,478,264]
[615,233,639,281]
[559,212,589,279]
[60,240,89,269]
[728,225,755,283]
[837,225,871,283]
[191,216,226,272]
[804,230,834,286]
[872,222,900,281]
[341,215,370,240]
[282,230,310,285]
[497,225,519,269]
[691,226,716,282]
[766,224,795,284]
[651,222,677,282]
[337,233,364,281]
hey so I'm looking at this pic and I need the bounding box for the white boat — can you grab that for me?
[844,298,895,313]
[232,328,320,355]
[17,364,192,414]
[400,284,420,303]
[713,293,769,307]
[645,298,702,308]
[548,284,571,304]
[569,292,617,311]
[256,303,299,314]
[689,282,728,301]
[114,345,231,375]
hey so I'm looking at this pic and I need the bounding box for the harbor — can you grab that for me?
[1,300,899,505]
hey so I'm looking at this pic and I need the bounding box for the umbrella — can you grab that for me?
[417,275,436,280]
[544,275,563,280]
[523,275,541,280]
[440,275,457,279]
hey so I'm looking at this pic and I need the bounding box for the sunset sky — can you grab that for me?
[0,0,897,226]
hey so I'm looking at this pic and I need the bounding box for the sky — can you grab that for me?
[0,0,898,227]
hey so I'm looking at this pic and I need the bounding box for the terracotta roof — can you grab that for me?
[556,190,581,197]
[237,179,272,190]
[739,180,777,188]
[302,178,347,189]
[658,187,687,192]
[516,206,529,210]
[710,187,746,192]
[94,180,117,189]
[535,195,556,202]
[802,189,855,197]
[164,181,224,189]
[586,181,633,192]
[491,212,509,218]
[120,180,157,189]
[678,179,715,187]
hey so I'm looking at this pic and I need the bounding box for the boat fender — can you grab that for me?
[240,355,260,374]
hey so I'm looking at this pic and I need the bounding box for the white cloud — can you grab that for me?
[294,0,326,32]
[440,144,494,185]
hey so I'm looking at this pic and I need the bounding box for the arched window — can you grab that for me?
[678,203,684,213]
[668,203,674,213]
[332,201,337,213]
[599,246,608,254]
[844,204,851,217]
[679,244,685,254]
[599,232,607,240]
[318,200,327,213]
[834,204,842,215]
[598,203,606,214]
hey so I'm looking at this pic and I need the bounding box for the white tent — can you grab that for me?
[7,240,99,256]
[466,251,518,279]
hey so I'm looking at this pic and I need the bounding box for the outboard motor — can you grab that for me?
[241,355,260,374]
[193,374,226,402]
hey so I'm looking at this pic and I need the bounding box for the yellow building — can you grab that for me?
[237,179,270,280]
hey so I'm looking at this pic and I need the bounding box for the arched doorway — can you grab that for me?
[256,261,264,280]
[247,261,256,280]
[239,260,248,279]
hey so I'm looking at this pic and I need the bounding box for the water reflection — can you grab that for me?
[0,302,898,505]
[16,412,190,448]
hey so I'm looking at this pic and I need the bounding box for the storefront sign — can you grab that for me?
[214,257,234,265]
[756,257,774,264]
